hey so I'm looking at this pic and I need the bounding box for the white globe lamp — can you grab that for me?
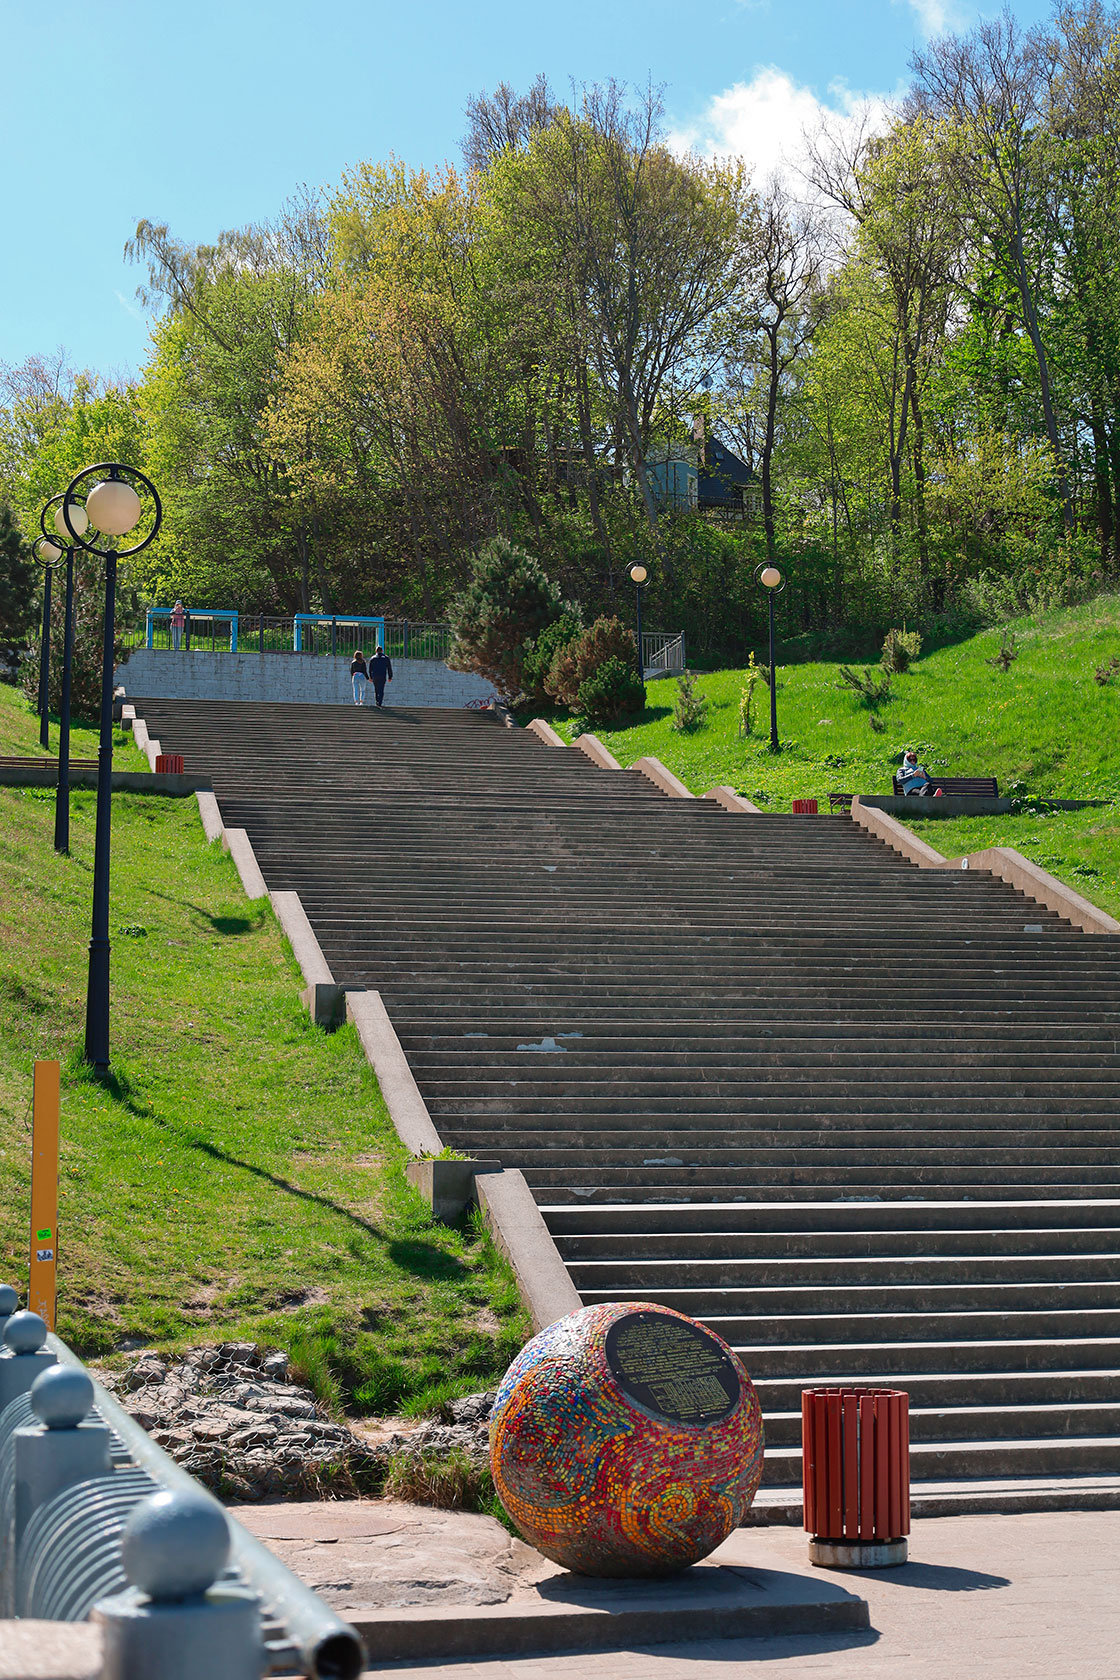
[55,502,89,541]
[86,478,142,538]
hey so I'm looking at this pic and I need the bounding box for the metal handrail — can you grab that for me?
[46,1334,364,1680]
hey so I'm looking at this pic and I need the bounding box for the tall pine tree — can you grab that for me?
[0,502,36,647]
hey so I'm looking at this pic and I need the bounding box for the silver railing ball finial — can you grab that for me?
[122,1490,231,1603]
[30,1365,94,1430]
[0,1285,17,1318]
[3,1311,48,1354]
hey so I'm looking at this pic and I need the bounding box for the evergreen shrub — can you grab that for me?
[448,538,562,700]
[575,656,645,728]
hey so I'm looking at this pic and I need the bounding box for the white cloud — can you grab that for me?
[670,67,894,196]
[894,0,961,37]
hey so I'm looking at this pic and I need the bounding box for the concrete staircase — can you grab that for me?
[133,700,1120,1508]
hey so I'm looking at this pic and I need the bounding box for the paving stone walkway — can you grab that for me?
[363,1509,1117,1679]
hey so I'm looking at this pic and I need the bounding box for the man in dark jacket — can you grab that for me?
[367,646,393,707]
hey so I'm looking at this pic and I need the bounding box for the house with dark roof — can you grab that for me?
[698,433,760,517]
[642,418,760,519]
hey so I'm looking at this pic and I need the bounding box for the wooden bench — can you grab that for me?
[891,774,999,797]
[828,792,854,812]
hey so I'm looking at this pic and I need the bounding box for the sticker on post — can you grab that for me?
[36,1249,54,1262]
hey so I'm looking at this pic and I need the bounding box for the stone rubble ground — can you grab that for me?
[95,1342,494,1502]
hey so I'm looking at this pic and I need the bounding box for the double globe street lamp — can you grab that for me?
[757,563,785,754]
[61,463,162,1074]
[34,494,89,854]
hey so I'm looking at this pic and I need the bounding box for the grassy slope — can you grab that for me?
[0,682,139,767]
[0,688,526,1412]
[540,593,1120,918]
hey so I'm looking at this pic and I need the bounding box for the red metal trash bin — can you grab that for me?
[154,753,184,775]
[792,798,819,815]
[802,1386,910,1567]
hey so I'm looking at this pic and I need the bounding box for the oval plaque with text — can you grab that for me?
[604,1309,741,1426]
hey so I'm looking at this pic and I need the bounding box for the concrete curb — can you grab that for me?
[346,991,445,1157]
[270,890,335,989]
[0,763,211,794]
[222,827,269,900]
[572,732,622,770]
[851,796,947,867]
[954,845,1120,936]
[860,793,1014,817]
[196,790,224,843]
[475,1170,582,1331]
[703,785,763,815]
[631,755,694,799]
[851,797,1120,935]
[347,1555,869,1661]
[526,718,566,748]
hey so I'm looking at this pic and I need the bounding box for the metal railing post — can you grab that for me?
[11,1366,113,1612]
[0,1314,57,1415]
[93,1491,265,1680]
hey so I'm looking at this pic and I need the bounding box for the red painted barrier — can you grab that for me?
[802,1387,910,1541]
[154,753,184,775]
[792,798,819,815]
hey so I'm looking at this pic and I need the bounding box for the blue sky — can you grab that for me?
[2,0,1052,380]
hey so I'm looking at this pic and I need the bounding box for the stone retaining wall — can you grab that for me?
[115,649,497,708]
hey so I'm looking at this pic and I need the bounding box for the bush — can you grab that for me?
[881,628,922,674]
[575,655,645,728]
[545,616,636,707]
[521,609,584,701]
[671,669,708,732]
[738,653,764,737]
[448,538,562,701]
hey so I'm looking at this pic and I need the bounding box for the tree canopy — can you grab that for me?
[6,12,1120,661]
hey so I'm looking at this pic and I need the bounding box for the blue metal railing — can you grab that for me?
[146,608,239,652]
[293,613,386,655]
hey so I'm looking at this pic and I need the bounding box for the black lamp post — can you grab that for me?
[629,563,648,707]
[36,494,89,854]
[61,463,162,1074]
[35,556,52,750]
[757,563,785,753]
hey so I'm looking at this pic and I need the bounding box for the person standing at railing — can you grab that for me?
[170,600,186,652]
[367,645,393,707]
[350,648,368,705]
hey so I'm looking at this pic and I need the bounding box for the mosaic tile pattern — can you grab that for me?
[489,1301,765,1577]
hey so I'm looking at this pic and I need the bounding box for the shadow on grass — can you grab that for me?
[157,1125,468,1284]
[147,887,254,936]
[86,1056,470,1284]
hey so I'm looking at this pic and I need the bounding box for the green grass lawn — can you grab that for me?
[0,681,142,767]
[531,593,1120,916]
[0,722,527,1413]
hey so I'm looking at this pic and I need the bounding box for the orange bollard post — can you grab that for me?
[29,1060,60,1329]
[802,1386,910,1567]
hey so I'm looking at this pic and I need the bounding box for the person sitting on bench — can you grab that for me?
[897,748,936,796]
